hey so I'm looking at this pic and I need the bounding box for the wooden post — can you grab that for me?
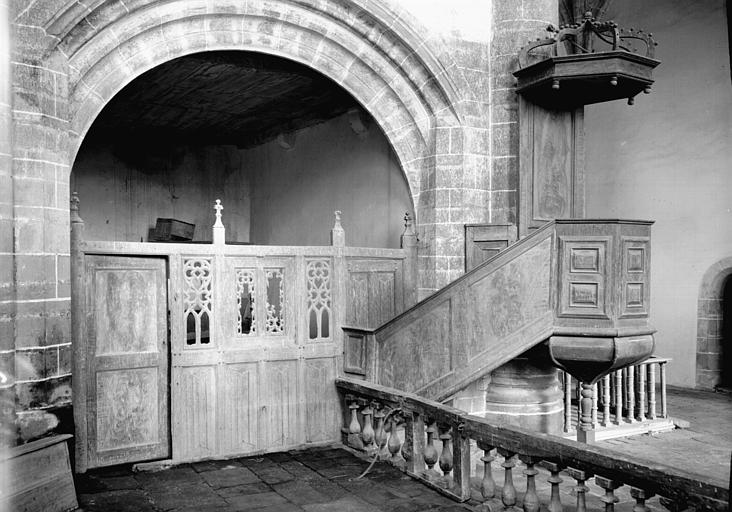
[70,192,87,472]
[577,383,596,443]
[404,411,425,475]
[648,363,657,420]
[602,375,611,426]
[615,369,623,425]
[660,361,668,418]
[564,373,572,433]
[637,363,647,421]
[451,424,471,499]
[400,212,418,309]
[212,199,225,245]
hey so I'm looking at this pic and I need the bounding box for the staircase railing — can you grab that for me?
[562,356,674,438]
[336,377,729,511]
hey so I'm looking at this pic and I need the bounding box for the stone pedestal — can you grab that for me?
[483,356,563,435]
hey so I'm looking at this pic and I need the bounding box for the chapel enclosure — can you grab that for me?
[71,197,417,471]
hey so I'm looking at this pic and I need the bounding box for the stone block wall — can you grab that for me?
[1,0,559,444]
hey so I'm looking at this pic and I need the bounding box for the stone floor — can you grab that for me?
[74,387,731,511]
[597,386,732,486]
[75,446,476,512]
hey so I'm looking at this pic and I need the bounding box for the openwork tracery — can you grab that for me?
[265,268,285,335]
[307,260,331,340]
[183,258,213,345]
[235,268,256,335]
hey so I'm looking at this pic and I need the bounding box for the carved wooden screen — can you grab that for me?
[170,253,339,461]
[83,256,170,468]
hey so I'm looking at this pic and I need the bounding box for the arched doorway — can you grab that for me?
[69,47,424,470]
[696,258,732,390]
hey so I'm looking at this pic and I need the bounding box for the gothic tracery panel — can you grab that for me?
[183,258,213,345]
[235,268,256,335]
[265,267,285,335]
[307,260,331,340]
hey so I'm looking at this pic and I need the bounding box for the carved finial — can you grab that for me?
[400,212,417,249]
[213,199,224,228]
[70,192,83,224]
[331,210,345,247]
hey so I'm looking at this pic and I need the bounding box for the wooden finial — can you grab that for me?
[212,199,225,245]
[213,199,224,227]
[331,210,345,247]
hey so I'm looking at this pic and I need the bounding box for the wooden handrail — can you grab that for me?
[336,377,729,511]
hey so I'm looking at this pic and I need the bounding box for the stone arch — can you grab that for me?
[696,256,732,389]
[45,0,464,207]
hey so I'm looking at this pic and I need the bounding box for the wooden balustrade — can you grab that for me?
[562,357,673,439]
[337,377,728,511]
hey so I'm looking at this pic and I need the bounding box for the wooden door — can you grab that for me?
[84,256,170,468]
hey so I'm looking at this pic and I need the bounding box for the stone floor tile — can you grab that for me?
[75,473,140,493]
[271,480,331,506]
[249,465,296,484]
[301,496,380,511]
[200,466,262,488]
[192,459,244,473]
[278,459,327,481]
[224,491,290,510]
[217,482,273,497]
[147,484,227,510]
[78,490,156,512]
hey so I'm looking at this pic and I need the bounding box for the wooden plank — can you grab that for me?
[2,436,77,512]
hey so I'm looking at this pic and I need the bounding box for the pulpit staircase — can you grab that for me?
[338,219,729,511]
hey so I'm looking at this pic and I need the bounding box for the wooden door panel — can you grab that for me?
[222,362,258,454]
[176,365,217,461]
[304,358,337,443]
[260,360,299,449]
[85,256,169,468]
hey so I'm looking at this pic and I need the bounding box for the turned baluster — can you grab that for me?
[592,382,599,428]
[373,405,387,456]
[542,461,563,512]
[497,449,517,508]
[566,468,592,512]
[648,363,657,420]
[602,374,611,426]
[519,455,540,512]
[438,427,453,487]
[630,487,654,512]
[347,399,363,449]
[578,382,596,443]
[423,422,439,479]
[637,363,647,421]
[387,413,403,465]
[361,404,375,453]
[596,476,622,512]
[564,373,573,433]
[615,369,624,425]
[627,366,636,422]
[477,442,495,499]
[660,360,668,418]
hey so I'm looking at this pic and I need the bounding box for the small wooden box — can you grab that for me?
[153,218,195,241]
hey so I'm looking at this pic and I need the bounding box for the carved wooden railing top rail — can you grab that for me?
[336,377,729,512]
[344,220,656,425]
[71,197,417,470]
